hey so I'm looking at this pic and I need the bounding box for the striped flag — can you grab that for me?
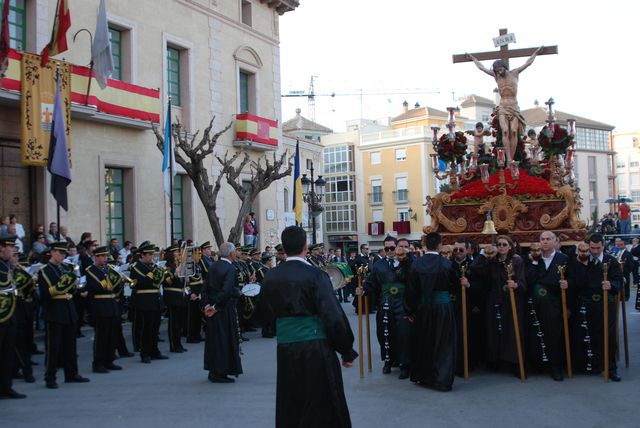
[40,0,71,66]
[162,98,175,196]
[292,139,303,225]
[47,76,72,210]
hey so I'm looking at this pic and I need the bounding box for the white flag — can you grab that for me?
[91,0,114,89]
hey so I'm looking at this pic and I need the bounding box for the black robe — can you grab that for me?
[406,253,457,389]
[201,259,242,376]
[261,259,357,428]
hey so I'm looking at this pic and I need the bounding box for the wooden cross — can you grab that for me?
[452,28,558,68]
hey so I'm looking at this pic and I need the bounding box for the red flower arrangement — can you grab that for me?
[538,124,573,156]
[450,168,555,200]
[434,131,467,163]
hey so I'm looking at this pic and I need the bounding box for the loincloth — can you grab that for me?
[495,105,525,133]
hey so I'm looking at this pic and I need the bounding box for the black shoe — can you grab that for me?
[171,348,185,353]
[609,370,621,382]
[93,366,109,374]
[157,337,165,342]
[46,379,59,389]
[178,347,188,352]
[104,364,121,371]
[186,338,201,344]
[65,375,90,383]
[141,356,151,364]
[244,327,257,332]
[76,333,85,338]
[24,374,36,383]
[30,360,39,366]
[551,368,564,382]
[32,349,44,355]
[151,354,169,360]
[240,336,250,342]
[208,373,235,383]
[382,362,391,374]
[343,299,350,304]
[119,352,135,358]
[430,383,452,392]
[399,367,410,380]
[0,388,27,399]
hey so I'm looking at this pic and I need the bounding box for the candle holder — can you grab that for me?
[481,160,519,195]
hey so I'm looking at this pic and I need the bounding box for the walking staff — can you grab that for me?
[558,264,572,378]
[357,265,365,379]
[460,264,469,380]
[507,262,525,382]
[602,262,609,383]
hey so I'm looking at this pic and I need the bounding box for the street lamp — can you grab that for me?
[301,160,326,244]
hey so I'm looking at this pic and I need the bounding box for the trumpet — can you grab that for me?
[62,262,86,290]
[107,264,136,287]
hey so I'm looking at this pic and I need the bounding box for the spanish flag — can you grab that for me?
[40,0,71,66]
[292,139,303,225]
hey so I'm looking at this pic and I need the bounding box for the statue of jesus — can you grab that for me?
[466,46,544,163]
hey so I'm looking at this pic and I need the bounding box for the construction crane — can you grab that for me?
[282,75,440,122]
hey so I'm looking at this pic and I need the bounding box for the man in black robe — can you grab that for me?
[406,232,456,391]
[569,233,623,381]
[261,226,357,428]
[201,242,242,383]
[524,232,569,381]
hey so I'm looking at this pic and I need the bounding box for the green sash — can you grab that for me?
[382,282,405,298]
[276,315,326,344]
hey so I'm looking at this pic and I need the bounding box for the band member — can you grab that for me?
[472,236,526,375]
[13,256,37,383]
[235,246,256,336]
[570,234,623,381]
[130,243,168,364]
[261,226,357,427]
[259,253,276,338]
[186,241,213,343]
[612,237,633,301]
[201,242,243,383]
[307,244,326,268]
[0,235,26,398]
[406,232,456,391]
[275,244,286,265]
[85,246,122,373]
[163,245,188,353]
[525,232,569,381]
[108,257,134,358]
[363,236,412,378]
[38,241,90,389]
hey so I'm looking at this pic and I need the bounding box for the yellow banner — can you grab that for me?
[20,53,72,166]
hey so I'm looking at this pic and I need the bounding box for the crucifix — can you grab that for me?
[453,28,558,164]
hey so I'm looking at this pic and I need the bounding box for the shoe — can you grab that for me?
[24,374,36,383]
[343,299,350,304]
[119,352,135,358]
[151,354,169,360]
[76,333,85,338]
[141,356,151,364]
[178,347,188,352]
[240,336,250,342]
[105,364,122,371]
[430,384,453,392]
[244,327,257,332]
[32,349,44,355]
[65,375,90,383]
[0,389,27,399]
[609,370,621,382]
[186,338,201,344]
[551,368,564,382]
[46,379,59,389]
[157,337,165,342]
[30,360,39,366]
[382,362,391,374]
[171,349,185,353]
[93,366,109,374]
[398,367,410,380]
[208,373,235,383]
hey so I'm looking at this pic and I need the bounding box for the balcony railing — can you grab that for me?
[368,192,383,205]
[393,189,409,203]
[234,113,278,151]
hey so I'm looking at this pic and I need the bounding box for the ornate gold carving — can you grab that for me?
[540,185,586,230]
[424,193,467,233]
[478,194,528,232]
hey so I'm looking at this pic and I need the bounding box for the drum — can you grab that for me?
[323,262,354,290]
[241,282,261,297]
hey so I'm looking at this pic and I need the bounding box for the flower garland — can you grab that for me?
[450,168,555,200]
[538,124,573,156]
[434,131,467,163]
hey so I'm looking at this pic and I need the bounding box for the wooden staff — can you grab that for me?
[619,261,629,368]
[558,264,572,378]
[506,263,525,382]
[602,262,609,383]
[357,266,364,379]
[460,264,469,380]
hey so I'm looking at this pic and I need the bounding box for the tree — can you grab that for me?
[152,117,292,247]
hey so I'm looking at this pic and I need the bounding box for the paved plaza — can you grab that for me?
[3,301,638,428]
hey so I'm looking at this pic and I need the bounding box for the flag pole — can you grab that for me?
[168,96,174,243]
[54,66,62,240]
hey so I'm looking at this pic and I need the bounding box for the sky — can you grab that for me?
[279,0,639,133]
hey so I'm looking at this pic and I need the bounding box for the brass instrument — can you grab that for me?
[176,242,197,278]
[62,262,85,290]
[0,283,17,323]
[152,265,169,287]
[107,264,136,286]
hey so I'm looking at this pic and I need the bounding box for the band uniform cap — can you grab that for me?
[239,245,252,254]
[0,234,17,246]
[18,255,29,266]
[261,254,272,263]
[275,244,283,252]
[249,248,261,256]
[93,246,110,257]
[130,246,138,255]
[50,241,69,253]
[310,243,323,250]
[200,241,212,250]
[166,244,180,253]
[139,243,157,254]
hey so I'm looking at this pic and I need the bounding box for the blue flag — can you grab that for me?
[47,77,72,211]
[162,98,174,196]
